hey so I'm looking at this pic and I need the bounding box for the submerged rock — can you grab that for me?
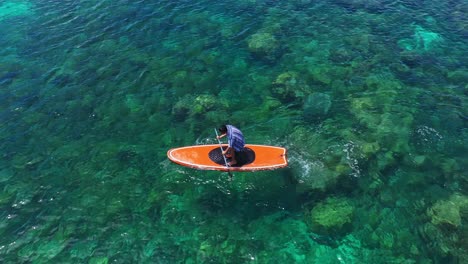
[333,0,392,13]
[0,1,33,21]
[449,9,468,38]
[125,94,143,113]
[70,240,98,260]
[422,193,468,261]
[447,69,468,85]
[272,71,311,102]
[193,94,218,115]
[12,154,44,169]
[361,142,380,158]
[0,168,13,183]
[173,94,226,121]
[303,93,332,121]
[89,257,109,264]
[247,32,279,58]
[308,197,355,234]
[427,193,468,228]
[398,25,444,52]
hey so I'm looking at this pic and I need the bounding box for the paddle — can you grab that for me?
[214,128,233,180]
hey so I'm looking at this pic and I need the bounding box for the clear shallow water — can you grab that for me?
[0,0,466,263]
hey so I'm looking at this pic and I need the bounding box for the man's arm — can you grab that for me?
[222,146,231,155]
[217,133,229,155]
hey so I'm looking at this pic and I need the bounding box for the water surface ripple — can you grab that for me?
[0,0,466,263]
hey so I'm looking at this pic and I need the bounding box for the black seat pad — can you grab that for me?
[208,147,255,167]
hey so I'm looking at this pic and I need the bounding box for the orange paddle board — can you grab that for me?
[167,144,288,172]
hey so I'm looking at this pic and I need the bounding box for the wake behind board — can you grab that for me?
[167,144,287,172]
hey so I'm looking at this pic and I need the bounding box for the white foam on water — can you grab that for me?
[195,137,217,145]
[286,148,314,178]
[343,141,362,178]
[415,125,443,143]
[287,149,335,190]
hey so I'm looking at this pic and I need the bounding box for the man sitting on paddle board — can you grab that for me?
[216,125,245,166]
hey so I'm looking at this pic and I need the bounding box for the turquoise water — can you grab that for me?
[0,0,467,262]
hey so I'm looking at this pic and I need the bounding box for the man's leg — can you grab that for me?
[227,149,237,166]
[225,148,233,158]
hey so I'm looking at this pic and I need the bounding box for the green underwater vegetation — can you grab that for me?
[0,0,466,263]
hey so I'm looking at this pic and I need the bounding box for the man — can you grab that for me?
[216,124,245,166]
